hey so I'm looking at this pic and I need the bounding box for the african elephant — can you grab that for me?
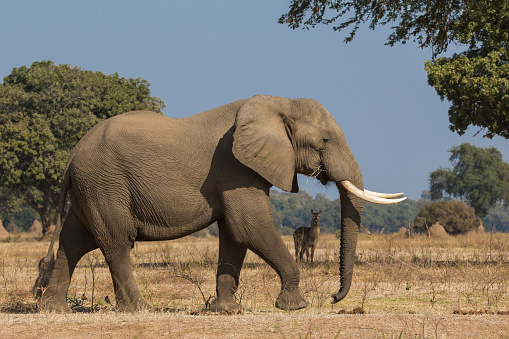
[33,94,405,313]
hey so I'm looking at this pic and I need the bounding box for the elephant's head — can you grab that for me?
[233,95,405,303]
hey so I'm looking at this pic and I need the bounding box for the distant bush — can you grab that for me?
[414,200,481,234]
[483,204,509,232]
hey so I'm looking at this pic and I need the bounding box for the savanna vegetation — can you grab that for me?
[0,59,508,336]
[0,233,508,337]
[3,186,509,236]
[430,143,509,217]
[414,200,481,235]
[268,189,509,235]
[0,61,165,236]
[3,187,509,240]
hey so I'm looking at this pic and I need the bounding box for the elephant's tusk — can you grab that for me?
[364,189,404,199]
[340,181,407,205]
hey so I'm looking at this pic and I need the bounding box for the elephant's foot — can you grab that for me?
[210,298,244,314]
[275,288,309,311]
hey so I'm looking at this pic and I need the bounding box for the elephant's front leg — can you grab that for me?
[221,187,309,311]
[210,219,247,313]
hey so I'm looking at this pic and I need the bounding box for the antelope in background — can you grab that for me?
[293,209,322,262]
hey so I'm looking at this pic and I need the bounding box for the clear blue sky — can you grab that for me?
[1,1,507,200]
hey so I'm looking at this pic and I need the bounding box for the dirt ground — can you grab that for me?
[1,234,508,338]
[2,311,508,338]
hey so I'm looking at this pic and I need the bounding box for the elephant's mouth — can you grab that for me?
[316,165,329,185]
[303,163,329,185]
[317,171,329,185]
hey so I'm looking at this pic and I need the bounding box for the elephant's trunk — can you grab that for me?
[331,182,364,303]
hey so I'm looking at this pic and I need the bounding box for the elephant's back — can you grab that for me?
[71,111,177,156]
[101,110,175,136]
[68,109,215,187]
[66,110,222,233]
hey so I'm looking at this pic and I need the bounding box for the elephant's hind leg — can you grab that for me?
[210,219,247,313]
[40,212,98,312]
[101,246,151,312]
[90,204,150,312]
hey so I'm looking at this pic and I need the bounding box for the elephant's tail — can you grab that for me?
[32,168,71,299]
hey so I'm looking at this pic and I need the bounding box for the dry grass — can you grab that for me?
[0,232,508,338]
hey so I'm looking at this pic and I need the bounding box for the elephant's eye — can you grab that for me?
[323,138,330,143]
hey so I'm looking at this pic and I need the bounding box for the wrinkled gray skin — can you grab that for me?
[36,95,364,313]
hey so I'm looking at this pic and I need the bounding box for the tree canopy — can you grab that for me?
[414,200,480,234]
[429,143,509,217]
[0,61,165,235]
[279,1,509,139]
[426,46,509,139]
[0,187,38,232]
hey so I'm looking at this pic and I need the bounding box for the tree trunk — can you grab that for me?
[40,187,53,237]
[17,185,53,238]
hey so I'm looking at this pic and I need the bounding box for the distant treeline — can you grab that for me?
[2,189,508,235]
[269,190,509,235]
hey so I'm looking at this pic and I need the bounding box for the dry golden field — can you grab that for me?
[0,232,508,338]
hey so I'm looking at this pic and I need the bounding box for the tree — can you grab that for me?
[269,190,341,233]
[279,1,509,139]
[426,47,509,139]
[0,61,165,236]
[429,143,509,217]
[414,200,481,234]
[0,187,24,218]
[484,203,509,232]
[362,199,421,233]
[0,188,39,232]
[269,189,426,234]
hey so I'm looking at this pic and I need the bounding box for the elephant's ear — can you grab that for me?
[233,95,298,193]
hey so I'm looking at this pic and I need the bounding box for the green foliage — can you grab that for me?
[0,187,38,231]
[423,0,509,139]
[361,199,423,233]
[280,1,509,55]
[270,190,341,234]
[280,1,509,139]
[484,203,509,232]
[1,207,39,233]
[279,0,508,57]
[0,60,165,234]
[270,190,425,234]
[269,188,509,234]
[0,187,24,216]
[426,48,509,139]
[414,200,481,234]
[429,143,509,217]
